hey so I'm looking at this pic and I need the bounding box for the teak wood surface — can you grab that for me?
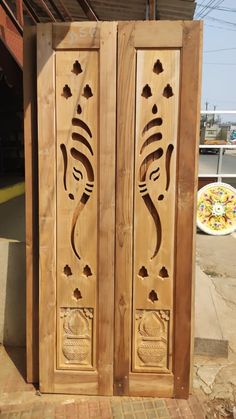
[25,20,202,398]
[115,20,202,398]
[23,26,39,384]
[37,22,116,395]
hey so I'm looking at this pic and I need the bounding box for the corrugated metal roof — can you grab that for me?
[156,0,196,20]
[23,0,196,22]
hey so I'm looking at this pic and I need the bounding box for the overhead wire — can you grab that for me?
[206,16,236,27]
[204,62,236,65]
[205,23,236,32]
[195,0,225,19]
[195,0,219,18]
[204,47,236,52]
[196,5,236,12]
[194,0,210,18]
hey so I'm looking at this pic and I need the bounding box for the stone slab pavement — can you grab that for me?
[0,346,206,419]
[0,396,206,418]
[194,231,236,404]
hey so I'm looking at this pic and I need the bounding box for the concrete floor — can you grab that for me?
[194,231,236,403]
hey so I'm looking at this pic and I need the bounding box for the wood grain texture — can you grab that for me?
[133,21,183,48]
[174,21,203,399]
[97,22,117,396]
[37,23,57,392]
[38,22,117,395]
[35,20,202,397]
[129,372,173,397]
[56,50,98,372]
[114,21,136,396]
[133,49,180,375]
[52,22,100,49]
[23,25,39,384]
[115,20,202,398]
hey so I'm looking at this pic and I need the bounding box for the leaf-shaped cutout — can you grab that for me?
[73,288,82,300]
[64,264,72,276]
[152,104,158,114]
[149,290,159,303]
[83,265,92,277]
[141,84,152,99]
[72,60,83,75]
[83,84,93,99]
[69,193,74,200]
[77,104,82,114]
[62,84,72,99]
[153,59,164,75]
[158,194,164,201]
[159,266,169,278]
[163,84,174,98]
[138,266,149,278]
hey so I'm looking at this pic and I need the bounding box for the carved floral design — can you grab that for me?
[135,310,169,370]
[61,308,93,365]
[197,182,236,235]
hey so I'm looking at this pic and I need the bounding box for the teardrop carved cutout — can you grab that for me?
[64,264,72,277]
[153,59,164,75]
[138,266,149,278]
[158,194,164,201]
[83,84,93,99]
[77,104,82,114]
[72,60,83,75]
[141,84,152,99]
[152,104,158,114]
[73,288,82,300]
[149,290,159,303]
[62,84,72,99]
[83,265,92,277]
[163,84,174,98]
[159,266,169,278]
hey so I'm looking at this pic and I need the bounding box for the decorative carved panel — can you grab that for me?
[132,50,180,373]
[134,310,169,371]
[55,51,98,370]
[59,308,93,369]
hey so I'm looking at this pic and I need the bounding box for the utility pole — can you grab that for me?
[204,101,209,124]
[213,105,216,124]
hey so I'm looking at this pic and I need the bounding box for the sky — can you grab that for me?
[194,0,236,121]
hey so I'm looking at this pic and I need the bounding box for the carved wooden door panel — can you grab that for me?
[37,21,202,397]
[37,22,116,395]
[115,21,202,398]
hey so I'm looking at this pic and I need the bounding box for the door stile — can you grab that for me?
[114,21,136,396]
[37,23,57,392]
[97,22,117,396]
[174,21,203,399]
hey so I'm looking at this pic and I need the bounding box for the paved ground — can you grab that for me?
[193,230,236,408]
[0,347,206,418]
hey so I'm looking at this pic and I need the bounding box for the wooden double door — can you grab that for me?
[30,21,202,397]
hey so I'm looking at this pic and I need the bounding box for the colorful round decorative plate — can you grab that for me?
[197,182,236,235]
